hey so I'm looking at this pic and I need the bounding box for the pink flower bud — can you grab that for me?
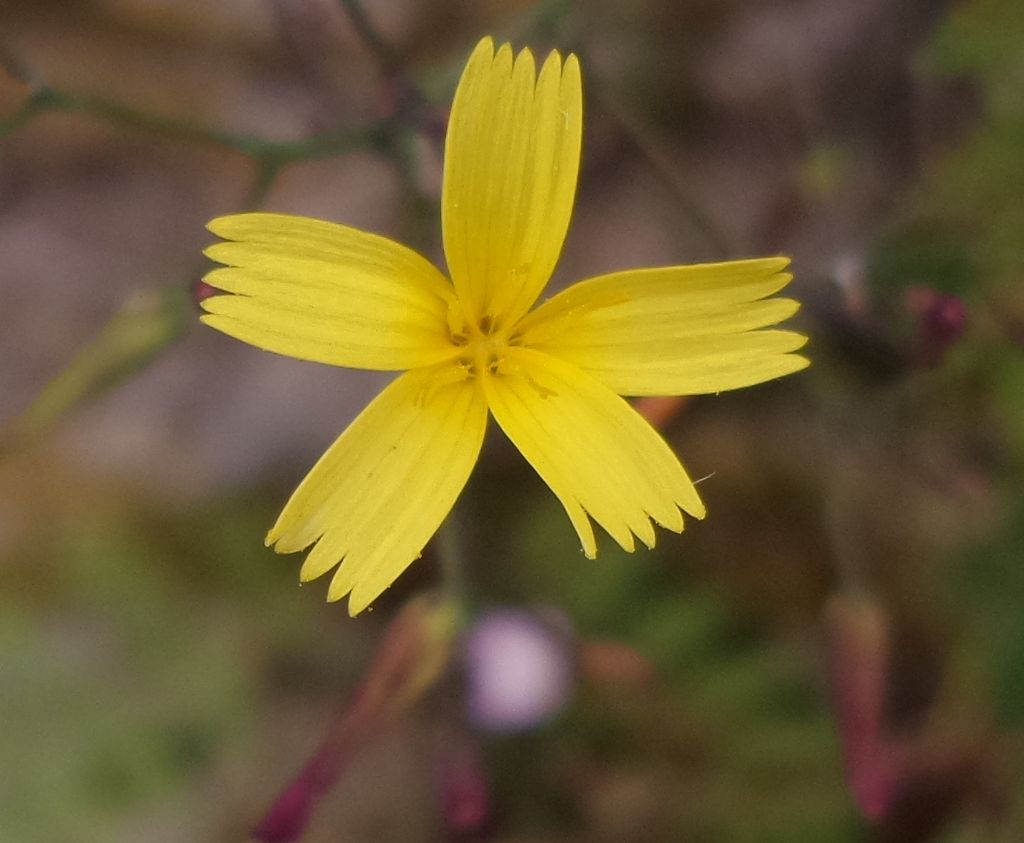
[825,594,905,820]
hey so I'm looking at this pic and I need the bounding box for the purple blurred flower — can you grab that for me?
[463,608,575,733]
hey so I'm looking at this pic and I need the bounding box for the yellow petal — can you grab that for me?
[516,258,809,395]
[267,366,487,615]
[483,347,704,557]
[442,37,582,331]
[201,213,456,370]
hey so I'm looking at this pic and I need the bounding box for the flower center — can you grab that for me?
[447,306,512,379]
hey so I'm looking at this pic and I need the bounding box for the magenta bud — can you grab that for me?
[438,738,491,835]
[905,287,967,367]
[825,595,904,821]
[252,777,314,843]
[191,278,218,306]
[251,596,457,840]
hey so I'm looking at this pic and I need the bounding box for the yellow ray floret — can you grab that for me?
[483,347,706,557]
[200,36,809,615]
[201,213,456,371]
[264,366,487,616]
[517,258,809,395]
[442,38,582,330]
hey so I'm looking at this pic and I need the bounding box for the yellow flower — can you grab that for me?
[200,37,808,615]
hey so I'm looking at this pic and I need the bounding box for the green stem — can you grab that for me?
[503,0,573,42]
[436,507,471,625]
[0,85,389,164]
[337,0,401,76]
[2,285,190,452]
[588,81,734,259]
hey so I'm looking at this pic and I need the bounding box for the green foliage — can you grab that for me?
[480,490,858,840]
[0,494,339,843]
[915,0,1024,286]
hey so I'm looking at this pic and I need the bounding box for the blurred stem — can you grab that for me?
[388,121,437,247]
[0,78,391,218]
[590,85,734,258]
[436,507,471,625]
[0,84,389,164]
[0,41,37,86]
[337,0,401,76]
[504,0,573,43]
[3,285,189,451]
[247,159,283,210]
[252,594,459,842]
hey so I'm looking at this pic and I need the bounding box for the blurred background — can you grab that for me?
[2,0,1023,840]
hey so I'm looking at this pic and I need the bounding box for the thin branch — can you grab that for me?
[502,0,573,44]
[337,0,401,77]
[0,84,390,165]
[251,595,458,843]
[1,285,189,453]
[0,91,46,135]
[596,88,734,258]
[436,506,470,620]
[0,40,39,87]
